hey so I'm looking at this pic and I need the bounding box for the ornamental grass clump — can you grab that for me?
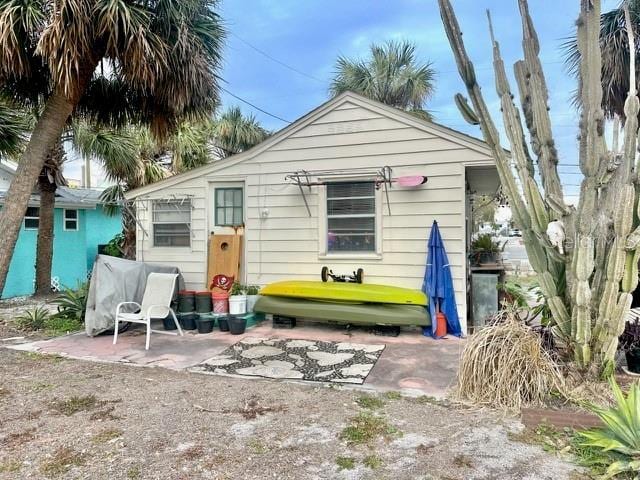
[456,308,565,410]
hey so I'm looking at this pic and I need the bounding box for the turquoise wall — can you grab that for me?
[85,206,121,270]
[2,206,121,298]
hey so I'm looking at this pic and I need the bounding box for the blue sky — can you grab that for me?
[217,0,620,200]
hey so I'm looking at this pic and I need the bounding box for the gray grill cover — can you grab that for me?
[85,255,185,337]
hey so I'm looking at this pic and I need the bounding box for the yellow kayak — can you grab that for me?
[260,280,428,306]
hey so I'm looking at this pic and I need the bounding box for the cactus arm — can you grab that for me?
[438,0,571,340]
[517,0,566,212]
[454,93,479,125]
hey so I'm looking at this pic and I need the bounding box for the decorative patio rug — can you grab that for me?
[189,337,385,384]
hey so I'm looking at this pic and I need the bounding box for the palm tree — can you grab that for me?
[34,141,66,295]
[73,123,168,259]
[0,0,225,296]
[329,40,436,119]
[564,1,640,120]
[211,107,270,158]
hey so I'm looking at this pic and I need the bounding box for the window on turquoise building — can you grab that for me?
[152,200,191,247]
[64,209,78,231]
[24,207,39,230]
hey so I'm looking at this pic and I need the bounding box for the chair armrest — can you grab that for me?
[116,302,142,317]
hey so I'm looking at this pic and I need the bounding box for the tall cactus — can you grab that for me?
[439,0,640,375]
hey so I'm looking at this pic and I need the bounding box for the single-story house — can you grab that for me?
[125,92,500,333]
[0,162,121,298]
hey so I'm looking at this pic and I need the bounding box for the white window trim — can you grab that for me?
[318,177,383,260]
[151,199,192,248]
[24,207,39,230]
[63,209,79,231]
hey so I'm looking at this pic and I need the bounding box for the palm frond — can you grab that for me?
[211,106,269,158]
[330,40,435,118]
[0,0,46,79]
[0,98,30,156]
[71,122,139,183]
[99,184,124,216]
[563,0,640,119]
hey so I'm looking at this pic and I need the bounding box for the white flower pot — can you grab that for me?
[246,295,259,313]
[229,295,247,315]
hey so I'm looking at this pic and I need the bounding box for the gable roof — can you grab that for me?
[126,91,496,199]
[0,160,17,178]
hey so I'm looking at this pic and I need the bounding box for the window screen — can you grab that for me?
[215,188,243,226]
[152,200,191,247]
[326,182,375,252]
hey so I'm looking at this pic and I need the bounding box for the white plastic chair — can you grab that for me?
[113,273,183,350]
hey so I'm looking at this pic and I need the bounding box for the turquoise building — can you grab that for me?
[0,163,121,298]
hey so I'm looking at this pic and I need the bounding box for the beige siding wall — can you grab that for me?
[134,100,495,331]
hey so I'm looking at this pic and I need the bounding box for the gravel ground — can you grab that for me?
[0,347,583,480]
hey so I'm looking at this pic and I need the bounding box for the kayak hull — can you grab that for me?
[254,295,430,327]
[259,280,427,306]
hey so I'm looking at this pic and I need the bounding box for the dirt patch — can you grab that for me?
[0,348,582,479]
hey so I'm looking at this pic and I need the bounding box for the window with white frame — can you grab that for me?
[326,182,376,252]
[152,200,191,247]
[64,209,78,231]
[214,188,243,226]
[24,207,39,230]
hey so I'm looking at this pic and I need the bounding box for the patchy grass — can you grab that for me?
[416,443,434,454]
[510,425,609,478]
[44,316,83,336]
[3,428,36,448]
[340,412,401,446]
[30,382,54,392]
[246,439,268,454]
[22,351,64,363]
[335,456,356,470]
[0,459,21,473]
[180,445,205,461]
[126,466,141,479]
[40,447,85,477]
[356,394,385,410]
[51,395,100,416]
[91,428,123,444]
[453,453,474,468]
[415,395,450,407]
[226,395,287,419]
[90,404,122,421]
[363,454,383,469]
[384,391,402,400]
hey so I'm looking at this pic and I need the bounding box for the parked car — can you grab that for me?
[509,229,522,237]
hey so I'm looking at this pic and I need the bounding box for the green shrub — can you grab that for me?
[580,380,640,478]
[245,285,260,295]
[44,315,83,335]
[230,281,244,296]
[103,233,124,258]
[54,282,89,323]
[15,306,51,331]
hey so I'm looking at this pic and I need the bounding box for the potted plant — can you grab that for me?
[228,315,247,335]
[619,318,640,374]
[470,234,503,266]
[228,281,247,315]
[245,285,260,312]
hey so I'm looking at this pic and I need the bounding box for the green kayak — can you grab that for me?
[254,295,430,327]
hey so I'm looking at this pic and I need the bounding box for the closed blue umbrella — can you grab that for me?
[422,220,462,337]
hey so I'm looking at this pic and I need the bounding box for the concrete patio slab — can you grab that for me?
[6,319,463,398]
